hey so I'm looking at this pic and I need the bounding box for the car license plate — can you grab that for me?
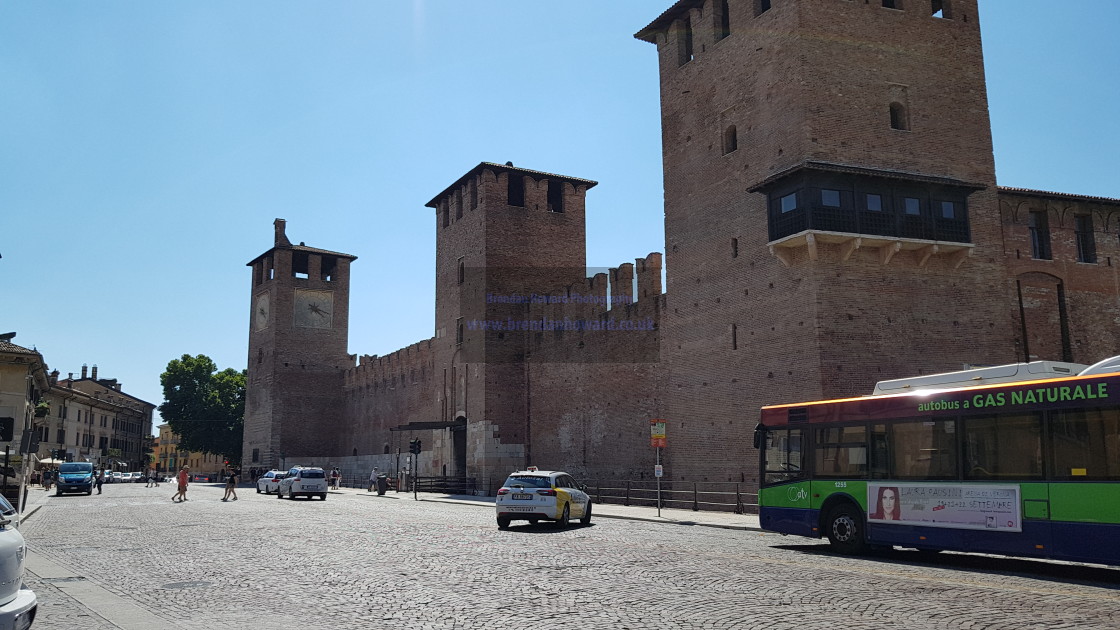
[512,493,532,500]
[507,506,533,512]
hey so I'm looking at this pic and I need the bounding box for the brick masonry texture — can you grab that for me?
[243,1,1120,497]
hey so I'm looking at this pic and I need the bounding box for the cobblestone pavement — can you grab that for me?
[17,482,1120,630]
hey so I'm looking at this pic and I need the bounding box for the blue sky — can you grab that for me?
[3,1,1118,434]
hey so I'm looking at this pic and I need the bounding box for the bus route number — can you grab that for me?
[834,482,847,488]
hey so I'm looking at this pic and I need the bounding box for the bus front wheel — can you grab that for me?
[825,504,868,555]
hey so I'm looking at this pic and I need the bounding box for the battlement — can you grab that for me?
[345,339,435,392]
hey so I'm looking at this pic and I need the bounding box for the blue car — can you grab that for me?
[55,462,95,496]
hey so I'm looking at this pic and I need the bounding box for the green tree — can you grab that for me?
[158,354,245,462]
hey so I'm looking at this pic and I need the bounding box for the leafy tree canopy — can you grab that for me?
[158,354,245,462]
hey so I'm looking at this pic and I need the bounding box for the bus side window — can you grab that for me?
[813,425,868,478]
[891,419,957,479]
[963,412,1042,480]
[869,424,890,479]
[1050,406,1120,480]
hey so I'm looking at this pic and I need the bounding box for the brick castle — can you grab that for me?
[241,1,1120,491]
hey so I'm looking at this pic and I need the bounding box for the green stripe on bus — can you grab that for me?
[811,480,868,512]
[1050,483,1120,524]
[759,482,811,509]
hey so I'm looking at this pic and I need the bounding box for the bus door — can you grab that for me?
[961,412,1051,558]
[757,426,812,536]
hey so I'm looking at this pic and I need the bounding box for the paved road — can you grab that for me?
[18,482,1120,629]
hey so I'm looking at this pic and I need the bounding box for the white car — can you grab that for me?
[255,470,286,494]
[0,494,36,627]
[277,467,328,500]
[495,467,591,529]
[111,472,123,484]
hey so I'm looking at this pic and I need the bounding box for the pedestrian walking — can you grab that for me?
[368,467,378,492]
[331,467,341,490]
[151,468,160,487]
[222,467,239,501]
[172,465,190,502]
[95,468,104,494]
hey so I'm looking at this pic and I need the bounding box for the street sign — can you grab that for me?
[654,464,663,478]
[650,418,667,448]
[18,430,39,455]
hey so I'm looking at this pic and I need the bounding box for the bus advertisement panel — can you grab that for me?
[868,483,1022,532]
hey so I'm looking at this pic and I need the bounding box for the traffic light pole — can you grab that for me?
[408,438,422,501]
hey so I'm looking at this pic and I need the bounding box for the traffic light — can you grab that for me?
[409,439,421,454]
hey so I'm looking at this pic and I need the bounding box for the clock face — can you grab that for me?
[254,293,270,331]
[293,289,334,329]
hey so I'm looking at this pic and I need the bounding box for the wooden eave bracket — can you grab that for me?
[916,244,939,268]
[948,247,971,269]
[841,237,862,261]
[769,244,794,267]
[879,241,902,265]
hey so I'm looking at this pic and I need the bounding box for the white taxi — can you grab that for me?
[255,470,286,494]
[277,466,328,501]
[495,467,591,530]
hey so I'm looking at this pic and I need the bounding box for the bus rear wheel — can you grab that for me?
[825,504,867,555]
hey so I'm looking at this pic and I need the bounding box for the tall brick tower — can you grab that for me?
[242,219,357,469]
[424,162,597,481]
[636,1,1016,484]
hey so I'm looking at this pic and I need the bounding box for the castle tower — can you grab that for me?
[636,1,1015,483]
[424,162,597,479]
[242,219,357,469]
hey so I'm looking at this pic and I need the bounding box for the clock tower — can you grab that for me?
[242,219,357,470]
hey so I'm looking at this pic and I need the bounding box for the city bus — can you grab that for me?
[754,357,1120,566]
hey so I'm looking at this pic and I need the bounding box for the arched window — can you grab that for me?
[889,102,909,130]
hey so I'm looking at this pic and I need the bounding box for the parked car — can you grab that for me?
[277,467,327,500]
[0,493,36,627]
[256,470,286,495]
[111,472,123,484]
[55,462,95,496]
[495,467,592,530]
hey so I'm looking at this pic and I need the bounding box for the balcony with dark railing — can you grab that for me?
[767,199,973,267]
